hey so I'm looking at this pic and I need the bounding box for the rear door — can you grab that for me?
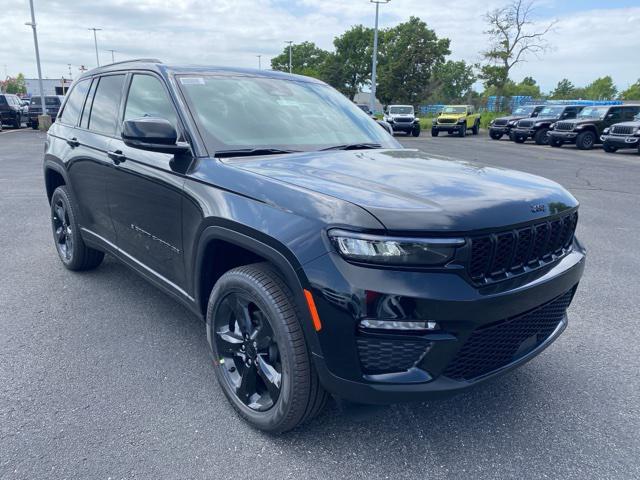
[106,72,188,291]
[65,74,126,244]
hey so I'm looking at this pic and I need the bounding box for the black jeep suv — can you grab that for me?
[488,104,545,140]
[0,93,25,129]
[549,105,640,150]
[512,105,583,145]
[601,112,640,154]
[44,60,585,433]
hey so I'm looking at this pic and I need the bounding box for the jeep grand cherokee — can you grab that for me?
[43,59,585,433]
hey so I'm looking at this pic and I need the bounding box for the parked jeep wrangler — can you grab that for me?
[43,60,585,433]
[489,105,545,140]
[431,105,480,137]
[548,105,640,150]
[512,105,583,145]
[383,105,421,136]
[601,111,640,154]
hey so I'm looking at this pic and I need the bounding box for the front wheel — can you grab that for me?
[431,129,439,137]
[534,128,550,145]
[603,144,617,153]
[549,137,563,148]
[489,131,503,140]
[412,125,421,137]
[50,186,104,270]
[513,134,527,143]
[207,263,328,433]
[13,114,21,129]
[576,131,596,150]
[458,124,467,137]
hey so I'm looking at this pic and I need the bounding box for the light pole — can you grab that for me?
[370,0,389,115]
[285,41,293,74]
[25,0,47,118]
[106,49,116,63]
[88,28,102,67]
[256,55,262,70]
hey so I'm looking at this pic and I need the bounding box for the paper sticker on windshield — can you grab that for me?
[180,77,205,85]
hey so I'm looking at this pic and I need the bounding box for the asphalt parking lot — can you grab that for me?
[1,128,639,479]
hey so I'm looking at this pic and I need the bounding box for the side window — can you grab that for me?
[88,74,125,136]
[124,74,178,128]
[58,79,90,126]
[80,79,98,129]
[0,96,6,105]
[608,107,622,121]
[624,107,639,121]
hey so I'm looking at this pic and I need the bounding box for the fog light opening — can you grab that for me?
[359,319,439,331]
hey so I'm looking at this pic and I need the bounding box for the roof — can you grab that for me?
[77,58,325,84]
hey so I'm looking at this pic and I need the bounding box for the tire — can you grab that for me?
[513,135,526,144]
[576,131,596,150]
[489,131,503,140]
[50,186,104,271]
[472,120,479,135]
[31,121,38,130]
[13,114,21,129]
[207,263,328,433]
[603,144,617,153]
[412,125,421,137]
[549,137,563,148]
[458,124,467,137]
[534,128,550,145]
[431,129,439,137]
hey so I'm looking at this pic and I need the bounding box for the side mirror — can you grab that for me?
[122,117,190,154]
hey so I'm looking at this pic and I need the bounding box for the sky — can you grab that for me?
[1,0,638,93]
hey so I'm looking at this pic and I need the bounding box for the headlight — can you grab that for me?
[328,230,464,266]
[549,123,555,130]
[603,128,610,135]
[508,120,517,126]
[489,120,495,126]
[534,122,545,127]
[458,118,466,124]
[635,127,640,136]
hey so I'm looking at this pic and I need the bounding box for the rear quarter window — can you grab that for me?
[58,80,91,126]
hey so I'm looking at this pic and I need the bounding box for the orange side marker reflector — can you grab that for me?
[303,289,322,332]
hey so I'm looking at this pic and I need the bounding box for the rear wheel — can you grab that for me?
[603,144,617,153]
[13,114,21,129]
[489,131,503,140]
[472,120,479,135]
[50,186,104,270]
[207,263,328,433]
[576,131,596,150]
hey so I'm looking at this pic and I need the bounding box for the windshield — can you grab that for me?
[178,75,397,153]
[388,106,413,114]
[577,107,609,119]
[539,106,565,117]
[512,106,534,116]
[442,106,466,114]
[30,97,61,106]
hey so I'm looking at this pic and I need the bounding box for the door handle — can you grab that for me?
[66,137,80,148]
[107,150,126,165]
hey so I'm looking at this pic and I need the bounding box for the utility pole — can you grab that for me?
[106,49,116,63]
[68,64,73,80]
[256,55,262,70]
[25,0,48,118]
[370,0,389,115]
[285,41,293,74]
[88,28,102,67]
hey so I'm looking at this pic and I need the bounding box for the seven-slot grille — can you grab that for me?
[611,125,635,135]
[493,119,509,126]
[554,121,575,131]
[438,118,457,124]
[468,211,578,284]
[394,117,412,123]
[443,289,574,381]
[517,119,535,128]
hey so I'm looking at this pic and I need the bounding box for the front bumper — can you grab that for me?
[489,126,512,135]
[549,131,578,143]
[512,127,537,139]
[601,134,640,148]
[302,244,585,403]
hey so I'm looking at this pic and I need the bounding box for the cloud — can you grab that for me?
[0,0,637,92]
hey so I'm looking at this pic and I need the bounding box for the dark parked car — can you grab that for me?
[488,105,545,140]
[601,112,640,154]
[44,59,585,433]
[0,93,25,128]
[512,105,584,145]
[28,95,64,129]
[548,105,640,150]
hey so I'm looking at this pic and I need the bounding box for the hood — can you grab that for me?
[387,113,415,119]
[611,120,640,128]
[438,113,466,121]
[224,149,578,232]
[569,117,604,126]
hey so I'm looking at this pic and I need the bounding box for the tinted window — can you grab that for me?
[59,80,90,126]
[88,75,125,136]
[624,107,640,120]
[124,74,177,128]
[0,96,6,105]
[31,96,64,106]
[80,79,98,129]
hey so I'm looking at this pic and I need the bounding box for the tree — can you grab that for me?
[321,25,374,100]
[377,17,451,105]
[582,76,618,100]
[549,78,576,99]
[620,80,640,100]
[270,41,329,79]
[429,60,476,102]
[511,76,541,97]
[480,0,556,94]
[1,73,27,94]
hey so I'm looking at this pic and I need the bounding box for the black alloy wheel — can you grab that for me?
[490,131,503,140]
[576,131,596,150]
[52,197,73,262]
[213,291,282,411]
[13,113,21,129]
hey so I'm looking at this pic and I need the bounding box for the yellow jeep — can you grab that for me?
[432,105,481,137]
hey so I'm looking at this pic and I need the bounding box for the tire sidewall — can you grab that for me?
[577,131,595,150]
[206,271,299,432]
[50,186,83,269]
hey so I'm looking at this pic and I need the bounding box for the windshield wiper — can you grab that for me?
[320,143,382,151]
[214,148,300,158]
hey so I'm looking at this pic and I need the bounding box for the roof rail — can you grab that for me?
[102,58,163,67]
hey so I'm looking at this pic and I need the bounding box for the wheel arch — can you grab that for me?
[194,224,322,355]
[44,161,69,203]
